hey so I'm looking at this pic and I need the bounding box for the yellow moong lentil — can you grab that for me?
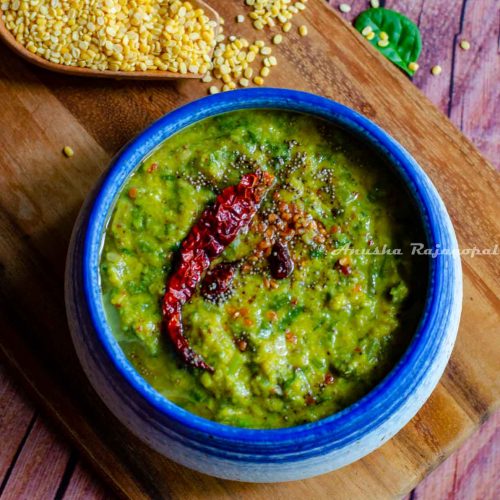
[200,0,309,92]
[203,31,278,92]
[206,33,268,91]
[431,65,442,76]
[361,25,372,37]
[63,145,74,157]
[246,0,307,30]
[459,40,470,50]
[1,0,217,73]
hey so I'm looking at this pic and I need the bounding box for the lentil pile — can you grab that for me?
[1,0,217,72]
[203,0,310,92]
[205,37,277,93]
[245,0,306,31]
[1,0,311,84]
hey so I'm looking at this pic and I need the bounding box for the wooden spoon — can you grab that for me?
[0,0,220,79]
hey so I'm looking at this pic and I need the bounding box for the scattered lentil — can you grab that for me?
[195,0,310,90]
[366,31,375,41]
[361,26,373,37]
[379,31,389,41]
[459,40,470,50]
[63,145,74,158]
[253,19,264,30]
[339,3,351,13]
[272,34,283,45]
[370,0,380,7]
[246,0,308,31]
[431,65,442,76]
[377,39,389,48]
[408,62,419,72]
[208,34,275,89]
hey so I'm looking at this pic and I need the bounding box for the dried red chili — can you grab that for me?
[268,240,294,279]
[161,170,274,372]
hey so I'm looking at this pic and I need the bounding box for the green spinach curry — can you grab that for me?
[100,110,426,428]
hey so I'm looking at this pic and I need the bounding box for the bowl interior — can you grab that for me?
[82,88,448,445]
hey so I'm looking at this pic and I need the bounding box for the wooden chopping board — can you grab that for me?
[0,0,498,498]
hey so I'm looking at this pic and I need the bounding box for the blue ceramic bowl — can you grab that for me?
[65,89,462,482]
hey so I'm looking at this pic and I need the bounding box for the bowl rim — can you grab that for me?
[82,88,460,447]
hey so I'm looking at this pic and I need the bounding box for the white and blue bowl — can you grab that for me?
[65,89,462,482]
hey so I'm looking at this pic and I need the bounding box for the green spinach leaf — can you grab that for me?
[354,8,422,76]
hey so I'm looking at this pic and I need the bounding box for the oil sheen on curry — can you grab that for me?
[100,110,425,429]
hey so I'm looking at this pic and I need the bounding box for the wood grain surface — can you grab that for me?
[0,0,498,499]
